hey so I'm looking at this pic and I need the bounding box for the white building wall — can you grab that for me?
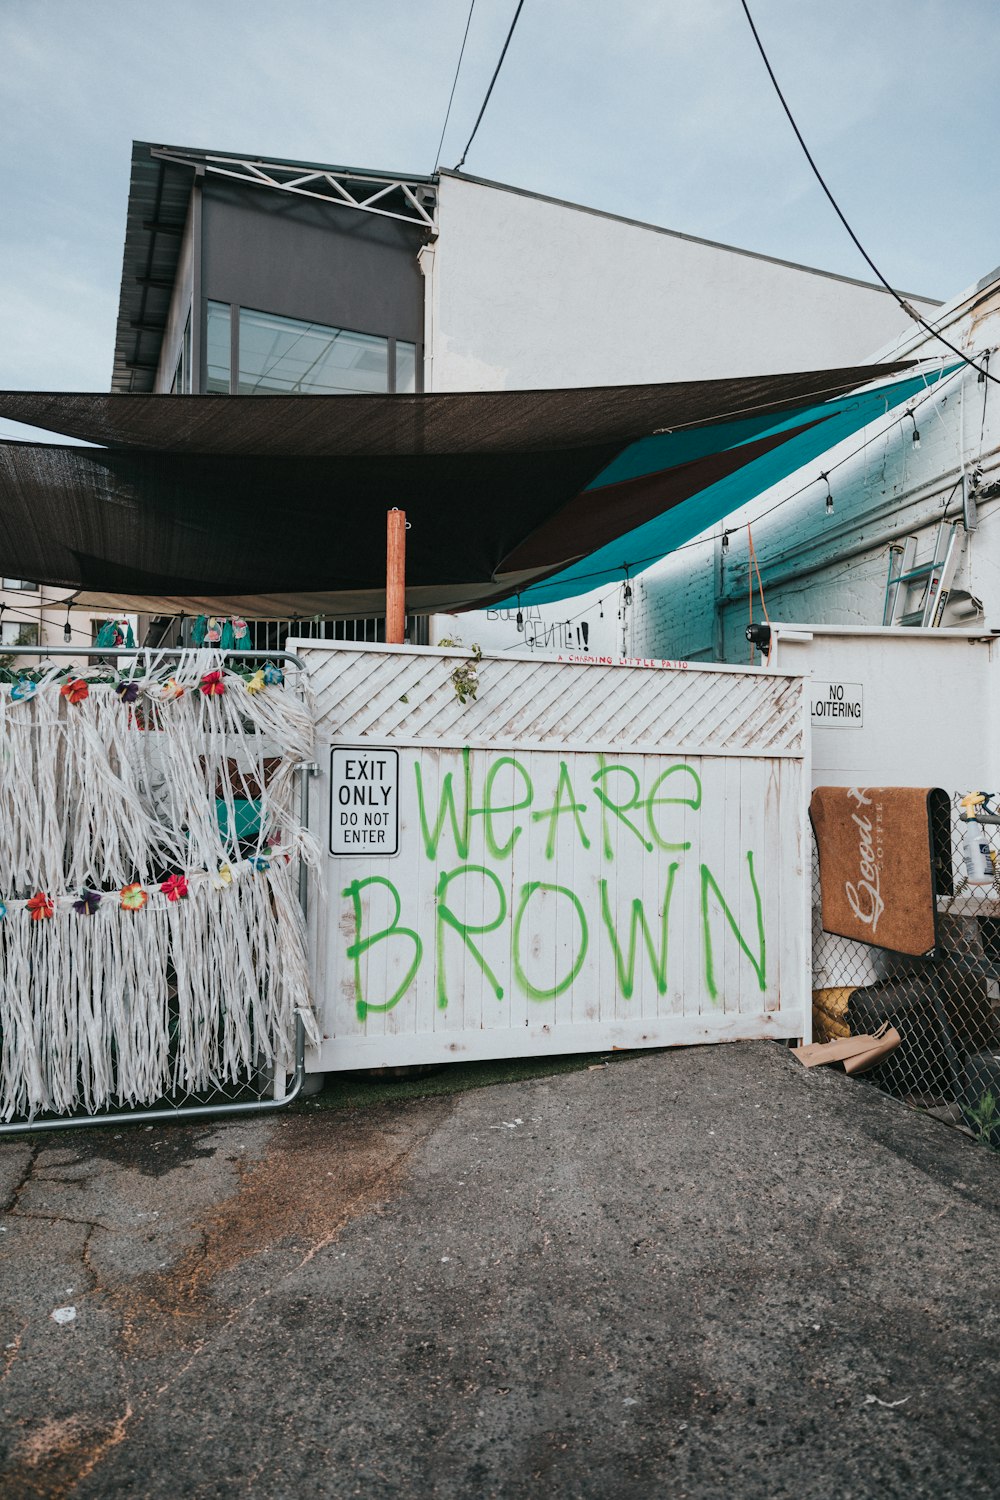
[432,582,628,661]
[632,271,1000,662]
[428,173,938,392]
[0,581,137,661]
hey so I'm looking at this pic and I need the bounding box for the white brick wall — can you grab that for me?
[633,276,1000,660]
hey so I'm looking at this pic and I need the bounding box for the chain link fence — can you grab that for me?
[0,647,311,1136]
[812,793,1000,1141]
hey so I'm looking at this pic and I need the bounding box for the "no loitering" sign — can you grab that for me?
[809,679,864,729]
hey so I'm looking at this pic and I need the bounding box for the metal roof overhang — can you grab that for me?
[0,363,920,618]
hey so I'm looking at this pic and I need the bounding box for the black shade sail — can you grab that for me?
[0,365,909,617]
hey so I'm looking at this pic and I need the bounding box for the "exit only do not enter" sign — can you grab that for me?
[330,747,399,855]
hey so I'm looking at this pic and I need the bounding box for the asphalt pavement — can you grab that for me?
[1,1041,998,1499]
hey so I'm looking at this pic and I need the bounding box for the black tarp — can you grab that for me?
[0,365,909,616]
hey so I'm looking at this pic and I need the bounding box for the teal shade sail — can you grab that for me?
[495,367,955,608]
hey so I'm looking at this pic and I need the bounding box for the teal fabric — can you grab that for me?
[93,618,135,648]
[499,367,955,607]
[216,799,265,843]
[193,615,250,650]
[582,404,836,489]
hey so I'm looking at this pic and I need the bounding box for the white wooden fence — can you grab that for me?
[293,641,811,1069]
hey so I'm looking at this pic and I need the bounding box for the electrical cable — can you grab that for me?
[0,597,75,629]
[739,0,1000,388]
[433,0,478,173]
[746,524,772,663]
[454,0,526,171]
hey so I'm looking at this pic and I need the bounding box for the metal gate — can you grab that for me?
[296,641,811,1069]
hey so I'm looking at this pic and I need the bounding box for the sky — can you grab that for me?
[1,0,999,439]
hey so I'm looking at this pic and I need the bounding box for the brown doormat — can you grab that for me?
[810,786,949,957]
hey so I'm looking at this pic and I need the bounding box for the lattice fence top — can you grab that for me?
[296,642,805,756]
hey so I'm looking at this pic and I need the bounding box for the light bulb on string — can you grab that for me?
[622,566,632,607]
[907,410,920,449]
[721,530,730,555]
[63,602,73,643]
[515,595,524,632]
[821,472,834,516]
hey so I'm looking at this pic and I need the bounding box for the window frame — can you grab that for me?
[201,302,421,397]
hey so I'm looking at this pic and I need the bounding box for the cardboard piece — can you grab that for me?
[793,1023,901,1076]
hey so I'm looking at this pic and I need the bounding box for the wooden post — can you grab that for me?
[386,508,407,644]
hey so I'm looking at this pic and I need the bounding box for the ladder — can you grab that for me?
[883,520,965,627]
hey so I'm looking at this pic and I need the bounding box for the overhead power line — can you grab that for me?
[739,0,1000,388]
[454,0,526,171]
[433,0,478,173]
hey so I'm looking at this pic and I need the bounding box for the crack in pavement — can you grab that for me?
[3,1145,40,1214]
[9,1210,116,1233]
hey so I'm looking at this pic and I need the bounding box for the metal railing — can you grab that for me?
[147,615,430,650]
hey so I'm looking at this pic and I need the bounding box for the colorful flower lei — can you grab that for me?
[120,883,148,911]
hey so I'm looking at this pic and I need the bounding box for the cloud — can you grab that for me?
[1,0,998,398]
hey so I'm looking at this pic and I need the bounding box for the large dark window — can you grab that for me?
[204,301,417,395]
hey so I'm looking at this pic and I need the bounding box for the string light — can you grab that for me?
[906,409,921,449]
[623,566,633,607]
[515,594,524,632]
[820,472,834,515]
[63,602,73,643]
[721,530,730,555]
[497,360,980,617]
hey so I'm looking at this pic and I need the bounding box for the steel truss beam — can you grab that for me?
[151,148,437,229]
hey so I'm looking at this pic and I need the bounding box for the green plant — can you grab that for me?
[451,644,482,704]
[964,1088,1000,1147]
[438,639,483,705]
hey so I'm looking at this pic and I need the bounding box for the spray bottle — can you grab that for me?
[959,792,996,885]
